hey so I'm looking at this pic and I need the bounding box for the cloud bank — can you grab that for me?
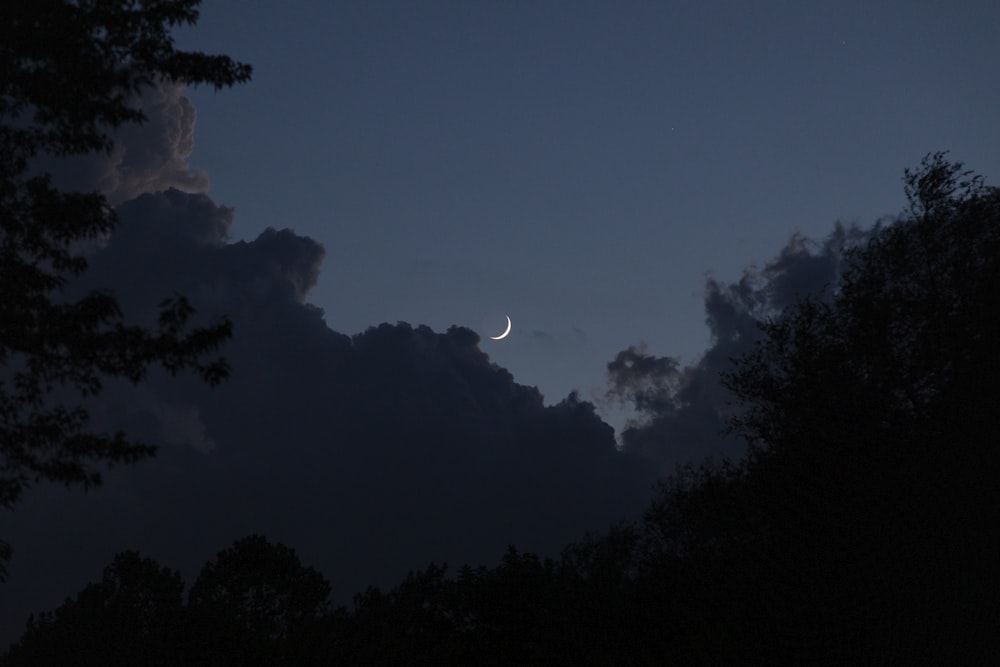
[2,80,883,647]
[2,185,656,645]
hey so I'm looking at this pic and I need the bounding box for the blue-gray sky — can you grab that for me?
[175,0,999,414]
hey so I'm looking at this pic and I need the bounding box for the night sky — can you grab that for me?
[174,0,1000,408]
[3,0,1000,646]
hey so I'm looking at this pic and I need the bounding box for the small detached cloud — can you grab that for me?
[528,329,556,344]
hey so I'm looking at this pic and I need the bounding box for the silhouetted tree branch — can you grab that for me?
[0,0,251,579]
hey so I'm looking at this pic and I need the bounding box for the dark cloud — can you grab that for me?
[608,223,873,473]
[33,83,208,205]
[606,343,681,414]
[1,190,656,645]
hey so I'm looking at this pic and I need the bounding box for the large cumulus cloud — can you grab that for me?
[0,189,656,645]
[33,82,208,204]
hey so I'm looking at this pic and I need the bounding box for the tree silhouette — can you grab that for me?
[727,153,998,469]
[718,153,1000,660]
[2,537,332,666]
[0,0,250,576]
[186,535,332,666]
[1,551,186,666]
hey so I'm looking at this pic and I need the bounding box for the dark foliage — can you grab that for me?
[1,537,331,666]
[0,0,250,577]
[714,152,1000,661]
[185,535,332,666]
[1,551,186,666]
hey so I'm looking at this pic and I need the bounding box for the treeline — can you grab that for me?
[4,154,999,664]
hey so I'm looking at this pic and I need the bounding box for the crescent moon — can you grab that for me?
[489,314,512,340]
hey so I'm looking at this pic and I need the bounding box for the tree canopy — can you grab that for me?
[715,152,1000,659]
[186,535,332,666]
[1,537,330,667]
[0,0,250,576]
